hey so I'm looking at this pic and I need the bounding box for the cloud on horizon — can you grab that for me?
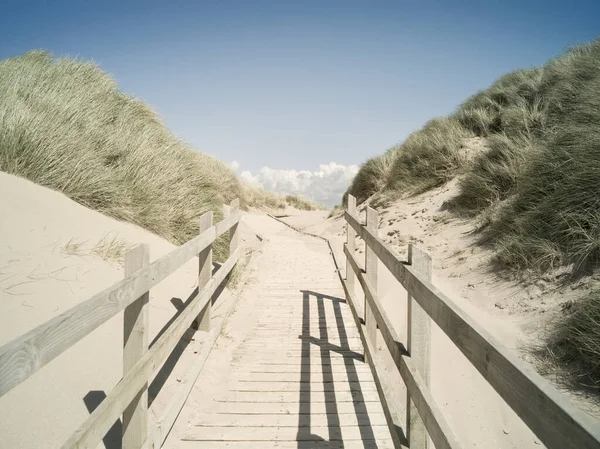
[235,162,358,207]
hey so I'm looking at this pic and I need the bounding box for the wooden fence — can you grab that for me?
[340,194,600,449]
[0,199,241,449]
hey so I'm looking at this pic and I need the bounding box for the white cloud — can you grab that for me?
[230,160,240,171]
[239,162,359,207]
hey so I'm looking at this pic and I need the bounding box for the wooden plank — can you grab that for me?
[0,225,216,398]
[364,207,379,364]
[183,424,392,441]
[212,400,386,415]
[196,211,213,331]
[345,195,357,294]
[193,412,388,427]
[122,245,150,449]
[345,209,600,449]
[406,244,432,449]
[62,248,240,449]
[174,441,393,449]
[229,381,378,393]
[223,389,381,403]
[237,365,372,374]
[215,209,241,238]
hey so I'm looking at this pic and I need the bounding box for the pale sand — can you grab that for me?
[0,171,260,449]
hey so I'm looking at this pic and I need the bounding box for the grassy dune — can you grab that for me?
[345,39,600,386]
[0,51,325,260]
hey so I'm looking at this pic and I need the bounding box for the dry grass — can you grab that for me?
[61,232,133,264]
[243,185,326,211]
[537,292,600,392]
[243,185,287,210]
[0,51,244,260]
[344,38,600,387]
[284,195,326,211]
[345,147,400,205]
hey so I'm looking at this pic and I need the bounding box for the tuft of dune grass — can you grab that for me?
[538,291,600,391]
[385,117,474,194]
[345,147,400,205]
[0,51,244,259]
[284,194,327,211]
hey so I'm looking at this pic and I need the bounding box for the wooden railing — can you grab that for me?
[340,194,600,449]
[0,199,242,449]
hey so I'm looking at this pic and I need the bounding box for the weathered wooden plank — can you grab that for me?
[238,365,372,374]
[174,441,394,449]
[229,381,378,393]
[193,412,388,427]
[122,245,150,449]
[0,225,217,397]
[344,207,600,449]
[183,424,392,441]
[212,399,386,415]
[230,373,374,384]
[364,207,379,364]
[196,211,213,331]
[61,248,240,449]
[229,199,240,256]
[406,244,432,449]
[215,210,241,238]
[223,389,381,403]
[345,194,357,294]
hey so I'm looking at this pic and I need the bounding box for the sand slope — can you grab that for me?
[0,172,258,449]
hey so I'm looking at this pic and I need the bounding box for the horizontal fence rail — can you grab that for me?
[341,193,600,449]
[0,198,242,449]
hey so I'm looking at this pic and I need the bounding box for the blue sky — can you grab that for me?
[1,0,599,205]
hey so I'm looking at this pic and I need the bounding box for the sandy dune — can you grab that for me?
[0,172,259,449]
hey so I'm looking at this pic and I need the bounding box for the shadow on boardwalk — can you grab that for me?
[296,290,379,448]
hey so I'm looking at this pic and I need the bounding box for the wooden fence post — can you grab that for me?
[123,244,150,449]
[364,206,379,364]
[406,244,432,449]
[195,211,213,331]
[230,199,240,255]
[345,195,357,296]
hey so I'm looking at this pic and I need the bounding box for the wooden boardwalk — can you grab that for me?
[170,217,393,448]
[2,205,598,449]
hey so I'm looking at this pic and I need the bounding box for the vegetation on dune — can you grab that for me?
[385,117,474,194]
[345,117,474,206]
[243,185,288,210]
[0,51,243,258]
[345,147,400,204]
[539,291,600,390]
[284,194,327,211]
[344,38,600,388]
[347,39,600,277]
[0,51,323,258]
[243,185,326,211]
